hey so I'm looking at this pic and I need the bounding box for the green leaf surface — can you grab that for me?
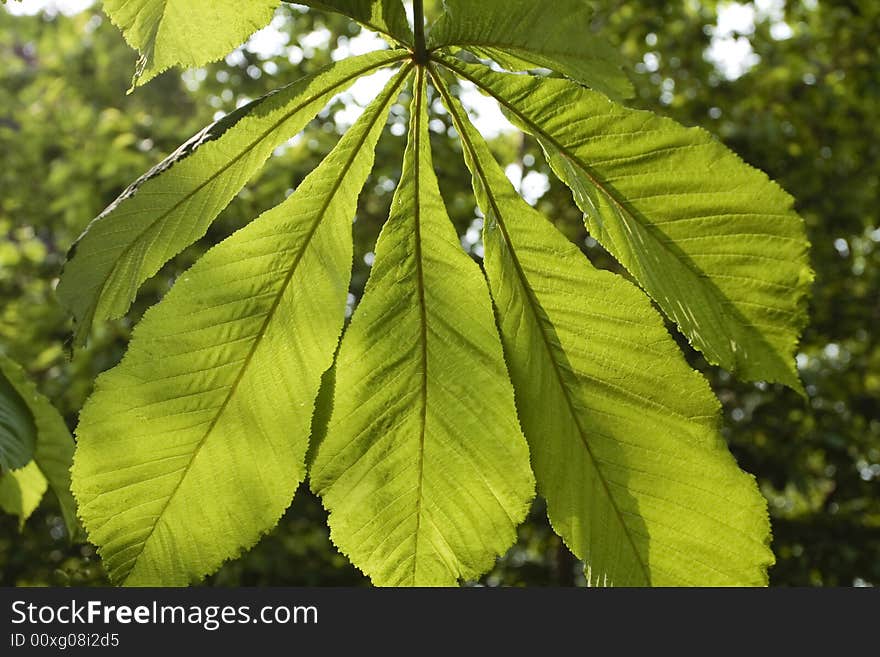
[0,360,37,470]
[438,73,774,585]
[58,50,407,345]
[439,55,811,389]
[71,67,410,585]
[0,462,48,530]
[429,0,633,99]
[0,355,79,538]
[311,69,534,586]
[292,0,413,45]
[103,0,280,87]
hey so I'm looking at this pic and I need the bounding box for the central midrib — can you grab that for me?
[409,67,430,585]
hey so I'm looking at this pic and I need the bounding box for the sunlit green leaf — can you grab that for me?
[293,0,413,45]
[59,1,816,587]
[0,462,47,530]
[58,50,407,345]
[71,67,411,585]
[311,69,534,585]
[103,0,280,87]
[430,0,632,99]
[438,76,775,585]
[439,55,812,390]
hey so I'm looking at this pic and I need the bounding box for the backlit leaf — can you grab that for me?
[438,74,775,585]
[439,55,812,390]
[294,0,413,45]
[103,0,280,87]
[71,66,411,585]
[58,50,407,345]
[311,69,534,585]
[430,0,632,99]
[0,462,47,530]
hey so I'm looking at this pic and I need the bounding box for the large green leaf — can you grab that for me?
[311,69,534,586]
[291,0,413,45]
[0,462,48,531]
[437,73,774,585]
[0,355,79,537]
[0,361,37,470]
[71,67,411,586]
[429,0,632,99]
[439,55,812,390]
[103,0,281,87]
[58,50,407,345]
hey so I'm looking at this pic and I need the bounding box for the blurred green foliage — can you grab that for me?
[0,0,876,586]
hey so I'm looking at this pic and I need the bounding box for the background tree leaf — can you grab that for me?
[103,0,281,88]
[0,354,78,538]
[0,462,47,531]
[71,67,411,585]
[438,74,775,585]
[0,359,37,470]
[439,55,812,390]
[57,49,407,345]
[429,0,633,99]
[311,69,534,586]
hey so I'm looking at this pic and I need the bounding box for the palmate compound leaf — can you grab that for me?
[288,0,414,46]
[438,54,812,391]
[57,49,407,346]
[0,355,78,536]
[429,0,633,100]
[71,66,412,585]
[103,0,281,88]
[434,70,775,585]
[310,68,535,586]
[70,1,810,587]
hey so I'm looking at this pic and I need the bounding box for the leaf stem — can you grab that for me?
[413,0,427,64]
